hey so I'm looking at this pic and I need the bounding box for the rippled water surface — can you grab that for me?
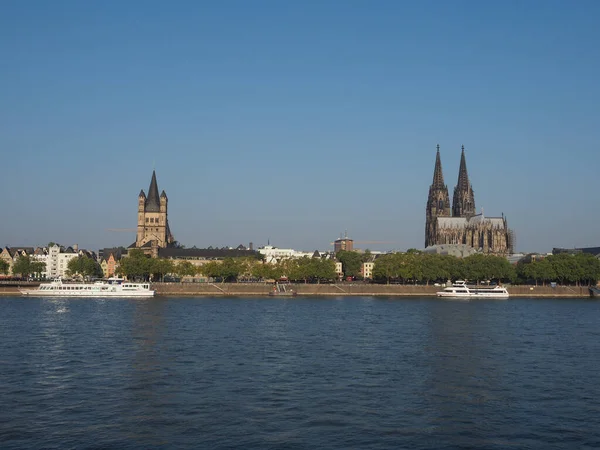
[1,295,600,449]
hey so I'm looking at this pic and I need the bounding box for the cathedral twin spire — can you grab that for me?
[452,145,476,218]
[425,145,475,247]
[428,145,475,219]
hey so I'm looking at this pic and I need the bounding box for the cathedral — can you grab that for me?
[135,170,174,253]
[425,145,514,254]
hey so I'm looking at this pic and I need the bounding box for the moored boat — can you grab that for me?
[19,277,154,298]
[436,280,509,299]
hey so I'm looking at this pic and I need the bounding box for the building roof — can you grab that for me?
[158,248,261,259]
[437,214,505,229]
[424,244,478,258]
[553,247,600,256]
[145,170,161,212]
[8,247,35,256]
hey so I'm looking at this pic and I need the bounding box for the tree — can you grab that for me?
[0,259,10,275]
[117,249,153,281]
[174,260,196,278]
[335,250,362,278]
[12,255,32,278]
[67,256,103,279]
[150,258,175,281]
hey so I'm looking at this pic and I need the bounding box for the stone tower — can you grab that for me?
[452,145,476,218]
[136,170,174,249]
[425,145,451,248]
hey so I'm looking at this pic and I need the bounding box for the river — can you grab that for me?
[1,296,599,449]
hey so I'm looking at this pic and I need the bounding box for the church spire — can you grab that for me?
[456,145,470,192]
[425,145,451,248]
[145,170,161,212]
[452,145,476,217]
[431,144,446,189]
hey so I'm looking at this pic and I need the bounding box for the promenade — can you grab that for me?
[1,282,591,297]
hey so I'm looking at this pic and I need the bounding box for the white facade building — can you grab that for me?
[46,245,79,278]
[258,245,315,264]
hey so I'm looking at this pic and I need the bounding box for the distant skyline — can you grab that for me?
[2,1,599,253]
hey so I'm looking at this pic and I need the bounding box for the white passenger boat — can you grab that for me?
[19,277,154,298]
[436,280,509,299]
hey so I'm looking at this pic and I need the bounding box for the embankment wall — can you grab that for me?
[0,283,590,297]
[154,283,590,298]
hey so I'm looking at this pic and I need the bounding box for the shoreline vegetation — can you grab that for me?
[3,249,599,298]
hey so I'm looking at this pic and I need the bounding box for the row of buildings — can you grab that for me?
[0,245,96,279]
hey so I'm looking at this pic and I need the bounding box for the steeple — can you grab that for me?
[431,144,446,189]
[452,145,476,217]
[425,145,451,248]
[145,170,161,212]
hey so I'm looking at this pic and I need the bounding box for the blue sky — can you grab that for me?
[2,0,599,253]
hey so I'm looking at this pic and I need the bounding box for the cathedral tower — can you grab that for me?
[136,170,174,250]
[452,146,476,218]
[425,145,451,248]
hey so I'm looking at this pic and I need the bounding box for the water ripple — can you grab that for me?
[1,296,600,449]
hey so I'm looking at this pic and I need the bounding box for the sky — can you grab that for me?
[1,0,599,253]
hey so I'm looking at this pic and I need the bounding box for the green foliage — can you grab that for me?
[12,255,45,278]
[517,253,600,286]
[372,252,515,284]
[336,250,363,277]
[0,259,10,275]
[151,258,175,281]
[67,256,103,279]
[117,249,153,281]
[174,260,196,278]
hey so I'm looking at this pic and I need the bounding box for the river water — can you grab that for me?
[1,295,599,449]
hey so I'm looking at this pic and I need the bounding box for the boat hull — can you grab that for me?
[436,292,509,299]
[19,289,154,298]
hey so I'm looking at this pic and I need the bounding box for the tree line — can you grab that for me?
[6,248,599,286]
[118,249,337,283]
[371,251,600,286]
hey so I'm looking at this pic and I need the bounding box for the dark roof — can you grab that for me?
[553,247,600,256]
[158,248,261,259]
[99,247,127,260]
[9,247,35,256]
[145,170,161,212]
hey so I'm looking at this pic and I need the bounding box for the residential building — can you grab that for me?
[361,262,375,279]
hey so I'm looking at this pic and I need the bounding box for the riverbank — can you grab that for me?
[156,283,590,298]
[1,283,592,298]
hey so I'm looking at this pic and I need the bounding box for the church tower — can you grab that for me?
[425,145,451,248]
[136,170,174,250]
[452,145,476,218]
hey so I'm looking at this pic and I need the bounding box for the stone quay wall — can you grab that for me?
[0,283,590,297]
[154,283,591,298]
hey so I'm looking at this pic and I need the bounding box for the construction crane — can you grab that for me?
[106,228,137,232]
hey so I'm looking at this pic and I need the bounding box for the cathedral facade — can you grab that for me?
[135,171,174,251]
[425,145,513,254]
